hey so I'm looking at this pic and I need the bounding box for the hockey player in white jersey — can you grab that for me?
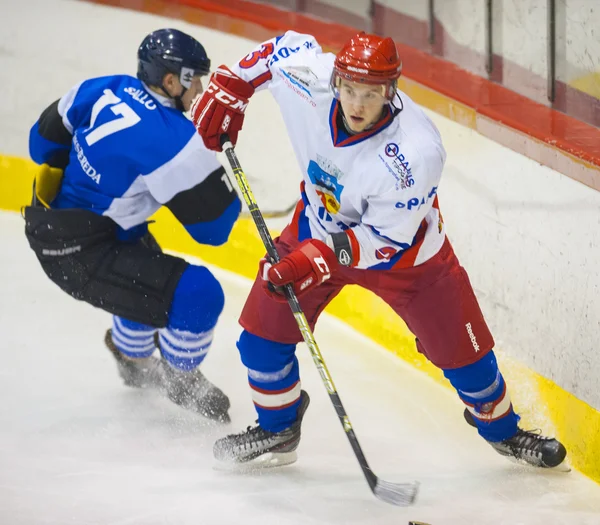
[24,29,241,422]
[191,31,567,466]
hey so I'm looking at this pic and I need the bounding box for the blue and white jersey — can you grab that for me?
[30,74,240,244]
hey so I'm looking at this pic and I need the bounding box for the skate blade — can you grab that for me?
[214,451,298,472]
[503,455,571,472]
[544,459,571,473]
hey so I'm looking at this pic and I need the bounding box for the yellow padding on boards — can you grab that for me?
[1,154,599,484]
[537,375,600,480]
[568,71,600,99]
[0,155,39,211]
[398,77,478,130]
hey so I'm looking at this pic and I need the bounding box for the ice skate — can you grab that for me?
[105,329,230,422]
[162,362,231,423]
[213,390,310,467]
[105,329,165,389]
[463,408,567,468]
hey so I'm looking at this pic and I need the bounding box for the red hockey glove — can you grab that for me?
[259,240,339,301]
[191,66,255,151]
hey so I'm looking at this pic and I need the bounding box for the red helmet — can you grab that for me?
[331,32,402,101]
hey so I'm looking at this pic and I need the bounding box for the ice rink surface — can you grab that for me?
[1,213,600,525]
[2,0,600,523]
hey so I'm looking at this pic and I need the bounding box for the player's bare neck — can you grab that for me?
[143,83,176,108]
[339,105,388,135]
[147,85,167,97]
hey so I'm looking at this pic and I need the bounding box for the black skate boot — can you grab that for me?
[214,390,310,467]
[463,408,567,468]
[106,329,230,422]
[105,329,165,389]
[162,363,231,423]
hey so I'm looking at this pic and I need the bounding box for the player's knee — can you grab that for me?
[168,265,225,333]
[443,350,499,391]
[237,330,297,372]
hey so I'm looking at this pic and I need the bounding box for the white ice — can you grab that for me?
[2,0,600,523]
[1,213,600,525]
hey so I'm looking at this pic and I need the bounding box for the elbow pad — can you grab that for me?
[325,230,360,267]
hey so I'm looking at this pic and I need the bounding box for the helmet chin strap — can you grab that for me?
[173,91,186,112]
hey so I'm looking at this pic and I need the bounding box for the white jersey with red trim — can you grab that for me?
[232,31,447,269]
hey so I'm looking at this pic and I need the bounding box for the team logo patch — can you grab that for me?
[307,158,344,214]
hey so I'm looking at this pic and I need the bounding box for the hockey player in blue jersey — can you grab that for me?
[24,28,240,422]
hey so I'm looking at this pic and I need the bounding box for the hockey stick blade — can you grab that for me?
[373,479,419,506]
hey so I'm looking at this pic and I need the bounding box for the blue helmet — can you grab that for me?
[137,28,211,89]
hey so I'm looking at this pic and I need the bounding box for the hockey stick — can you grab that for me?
[220,134,419,507]
[240,200,297,219]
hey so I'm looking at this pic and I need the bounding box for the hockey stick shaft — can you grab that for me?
[240,199,296,219]
[220,135,417,506]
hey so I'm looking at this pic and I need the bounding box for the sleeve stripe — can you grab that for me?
[346,229,361,267]
[143,133,221,204]
[250,70,273,88]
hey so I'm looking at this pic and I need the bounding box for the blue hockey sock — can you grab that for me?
[443,351,520,442]
[111,316,156,359]
[158,327,214,371]
[238,331,302,433]
[159,265,224,371]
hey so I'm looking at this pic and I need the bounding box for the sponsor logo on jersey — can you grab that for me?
[123,87,157,110]
[72,134,102,184]
[268,40,315,67]
[278,69,317,107]
[466,322,480,352]
[288,67,318,87]
[375,246,397,260]
[281,69,313,96]
[378,142,414,190]
[395,186,437,211]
